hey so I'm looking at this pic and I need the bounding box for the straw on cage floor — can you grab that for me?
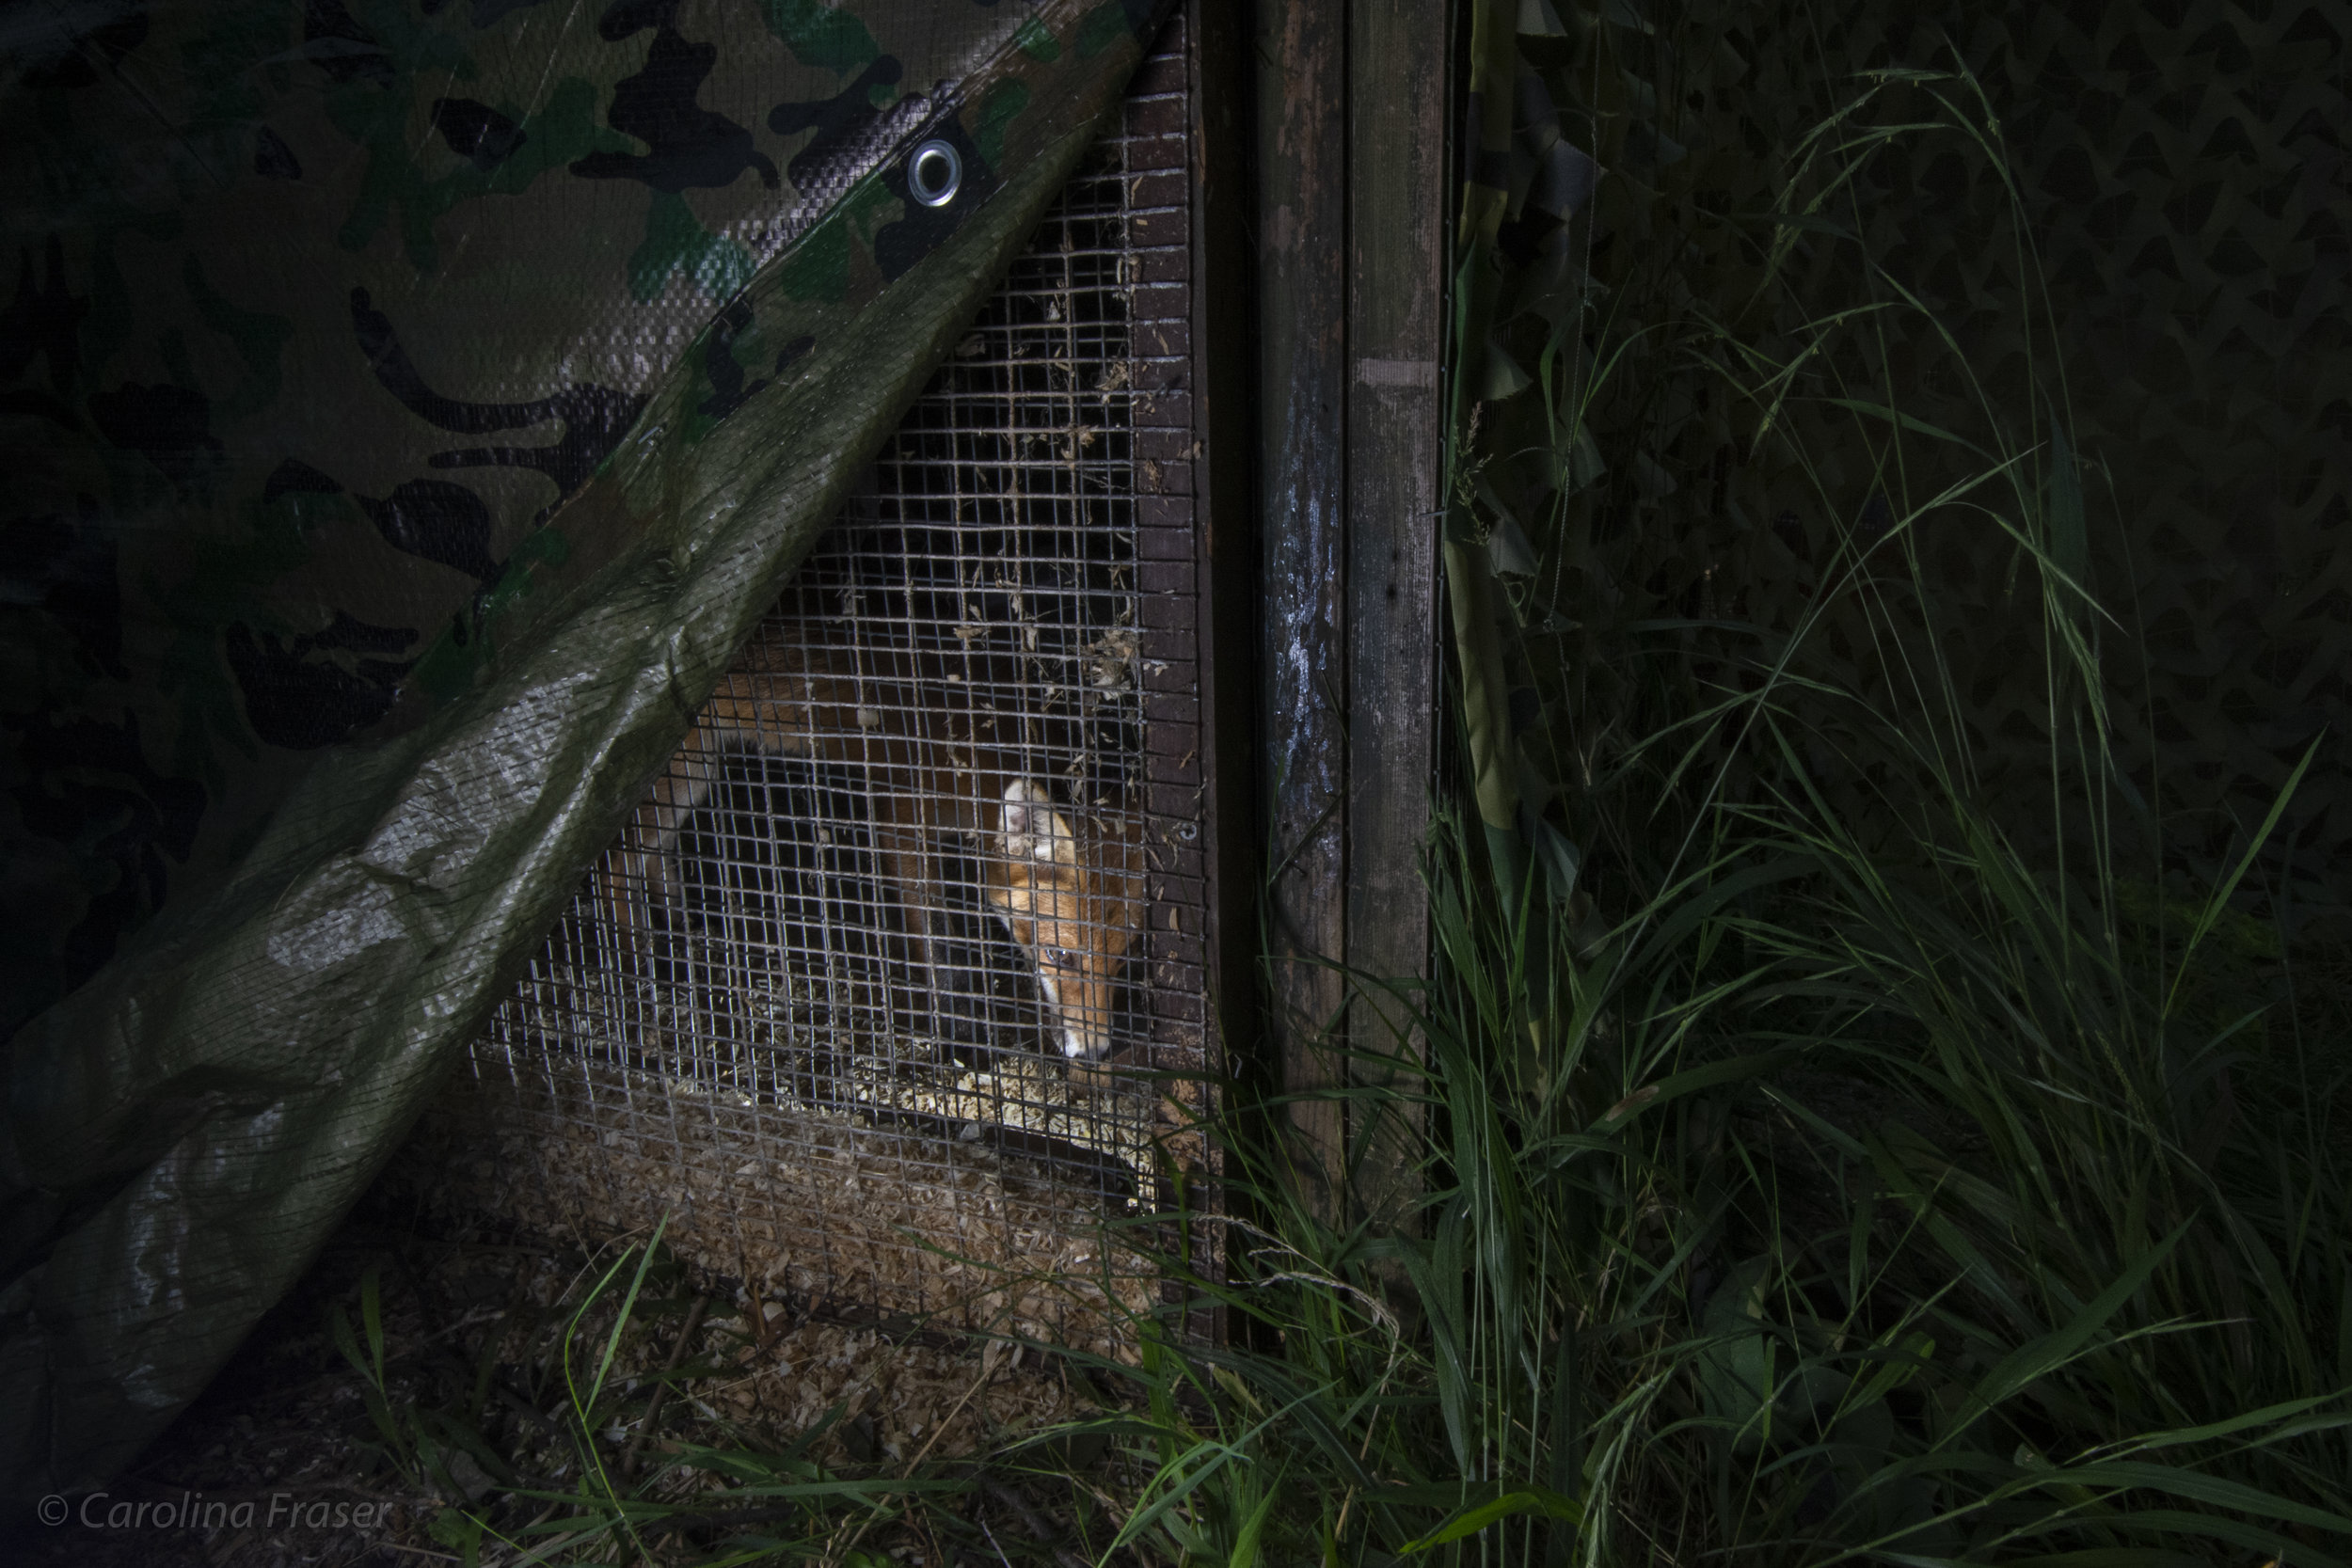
[383,1052,1194,1360]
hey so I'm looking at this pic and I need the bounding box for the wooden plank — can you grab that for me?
[1255,2,1351,1214]
[1345,0,1444,1231]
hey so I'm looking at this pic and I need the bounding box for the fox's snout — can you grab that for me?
[993,896,1136,1061]
[1038,972,1121,1062]
[993,780,1141,1063]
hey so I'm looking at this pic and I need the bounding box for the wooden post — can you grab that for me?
[1245,2,1443,1227]
[1346,0,1445,1232]
[1255,3,1352,1213]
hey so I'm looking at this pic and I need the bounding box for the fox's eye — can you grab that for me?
[1045,946,1084,972]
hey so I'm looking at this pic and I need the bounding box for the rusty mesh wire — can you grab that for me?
[389,35,1207,1356]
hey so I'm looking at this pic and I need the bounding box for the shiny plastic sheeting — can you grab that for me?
[0,0,1173,1504]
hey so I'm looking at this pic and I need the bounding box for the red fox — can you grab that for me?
[602,623,1147,1063]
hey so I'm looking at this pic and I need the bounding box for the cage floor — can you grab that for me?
[386,1058,1173,1359]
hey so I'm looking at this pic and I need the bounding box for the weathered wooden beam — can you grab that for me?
[1345,0,1444,1232]
[1255,2,1351,1212]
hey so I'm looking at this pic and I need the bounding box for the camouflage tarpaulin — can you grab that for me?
[0,0,1171,1503]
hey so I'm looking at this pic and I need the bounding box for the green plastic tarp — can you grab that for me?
[0,0,1171,1506]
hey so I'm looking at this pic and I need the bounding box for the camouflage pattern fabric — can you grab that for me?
[0,0,1170,1504]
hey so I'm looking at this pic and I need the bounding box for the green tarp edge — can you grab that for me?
[0,4,1167,1504]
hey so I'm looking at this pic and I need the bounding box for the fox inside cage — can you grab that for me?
[391,120,1212,1347]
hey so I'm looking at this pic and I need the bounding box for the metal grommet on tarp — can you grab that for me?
[909,140,963,207]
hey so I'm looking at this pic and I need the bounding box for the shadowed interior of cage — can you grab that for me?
[405,80,1209,1351]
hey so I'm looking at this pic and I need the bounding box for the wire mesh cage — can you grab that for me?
[387,30,1211,1359]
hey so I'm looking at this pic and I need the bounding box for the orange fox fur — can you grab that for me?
[603,626,1147,1062]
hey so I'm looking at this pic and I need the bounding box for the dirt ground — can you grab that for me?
[10,1195,1150,1568]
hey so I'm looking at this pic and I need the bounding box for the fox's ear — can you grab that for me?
[1000,779,1078,866]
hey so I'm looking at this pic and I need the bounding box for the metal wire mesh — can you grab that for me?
[394,34,1207,1353]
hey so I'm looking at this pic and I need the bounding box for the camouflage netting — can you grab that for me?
[1453,0,2349,933]
[0,0,1171,1506]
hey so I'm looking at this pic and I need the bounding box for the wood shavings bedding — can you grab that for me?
[386,1054,1174,1361]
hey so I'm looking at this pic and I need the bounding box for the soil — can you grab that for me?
[10,1191,1150,1568]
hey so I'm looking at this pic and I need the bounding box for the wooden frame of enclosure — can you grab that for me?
[1193,0,1451,1227]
